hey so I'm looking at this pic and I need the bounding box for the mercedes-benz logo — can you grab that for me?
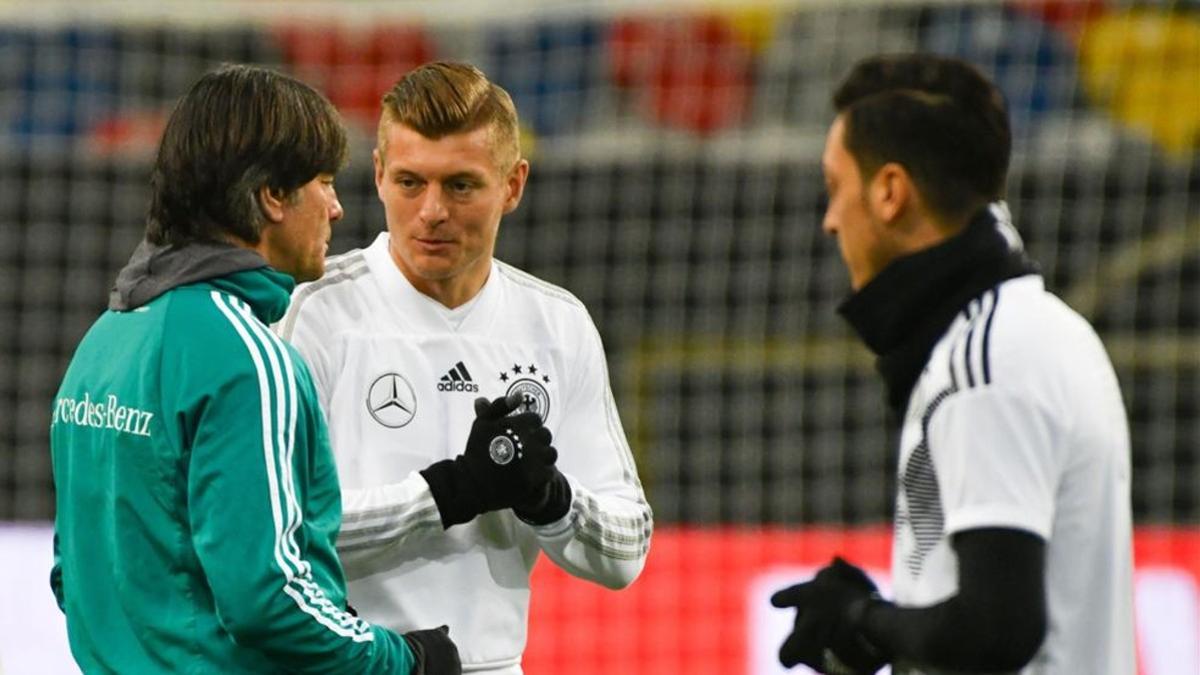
[366,373,417,428]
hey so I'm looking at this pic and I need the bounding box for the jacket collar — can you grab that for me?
[110,238,294,323]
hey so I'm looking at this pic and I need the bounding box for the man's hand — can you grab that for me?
[462,394,558,511]
[512,468,572,525]
[401,625,461,675]
[769,557,889,673]
[420,393,559,528]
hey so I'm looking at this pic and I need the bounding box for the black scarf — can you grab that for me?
[838,205,1040,416]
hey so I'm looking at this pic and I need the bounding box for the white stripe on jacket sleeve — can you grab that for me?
[212,291,373,641]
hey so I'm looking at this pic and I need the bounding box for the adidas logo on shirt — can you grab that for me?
[437,361,480,393]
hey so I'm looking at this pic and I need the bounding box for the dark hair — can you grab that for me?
[832,53,1011,223]
[378,61,520,170]
[146,64,348,246]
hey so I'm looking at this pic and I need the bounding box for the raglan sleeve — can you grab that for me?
[180,298,416,674]
[275,285,338,413]
[275,286,445,567]
[528,310,653,589]
[928,365,1063,542]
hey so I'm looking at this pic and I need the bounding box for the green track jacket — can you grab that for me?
[50,240,416,674]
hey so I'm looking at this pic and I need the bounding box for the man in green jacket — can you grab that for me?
[50,64,461,674]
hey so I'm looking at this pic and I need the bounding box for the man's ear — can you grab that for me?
[373,147,385,196]
[502,159,530,215]
[868,162,911,224]
[258,184,287,224]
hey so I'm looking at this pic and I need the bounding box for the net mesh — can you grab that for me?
[2,2,1197,526]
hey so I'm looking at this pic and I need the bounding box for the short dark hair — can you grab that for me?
[832,53,1011,223]
[147,64,348,246]
[378,61,521,170]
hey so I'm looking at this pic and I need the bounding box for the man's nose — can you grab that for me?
[329,194,344,222]
[419,184,449,225]
[821,213,836,235]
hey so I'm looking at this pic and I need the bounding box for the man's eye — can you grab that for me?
[451,176,482,192]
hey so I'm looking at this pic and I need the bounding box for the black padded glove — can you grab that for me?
[420,393,558,528]
[770,557,889,674]
[401,625,461,675]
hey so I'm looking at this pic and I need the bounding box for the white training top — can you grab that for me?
[277,233,653,674]
[892,275,1135,675]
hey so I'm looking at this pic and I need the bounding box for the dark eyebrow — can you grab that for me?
[445,170,486,183]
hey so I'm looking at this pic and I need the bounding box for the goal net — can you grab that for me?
[3,1,1198,672]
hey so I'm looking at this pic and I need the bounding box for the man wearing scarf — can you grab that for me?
[769,54,1135,675]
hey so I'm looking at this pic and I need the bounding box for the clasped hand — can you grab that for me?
[460,393,558,513]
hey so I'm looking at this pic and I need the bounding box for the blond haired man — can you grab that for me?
[278,62,652,674]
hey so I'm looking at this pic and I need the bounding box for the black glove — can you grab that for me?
[513,469,572,525]
[420,393,558,528]
[401,625,461,675]
[770,557,889,674]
